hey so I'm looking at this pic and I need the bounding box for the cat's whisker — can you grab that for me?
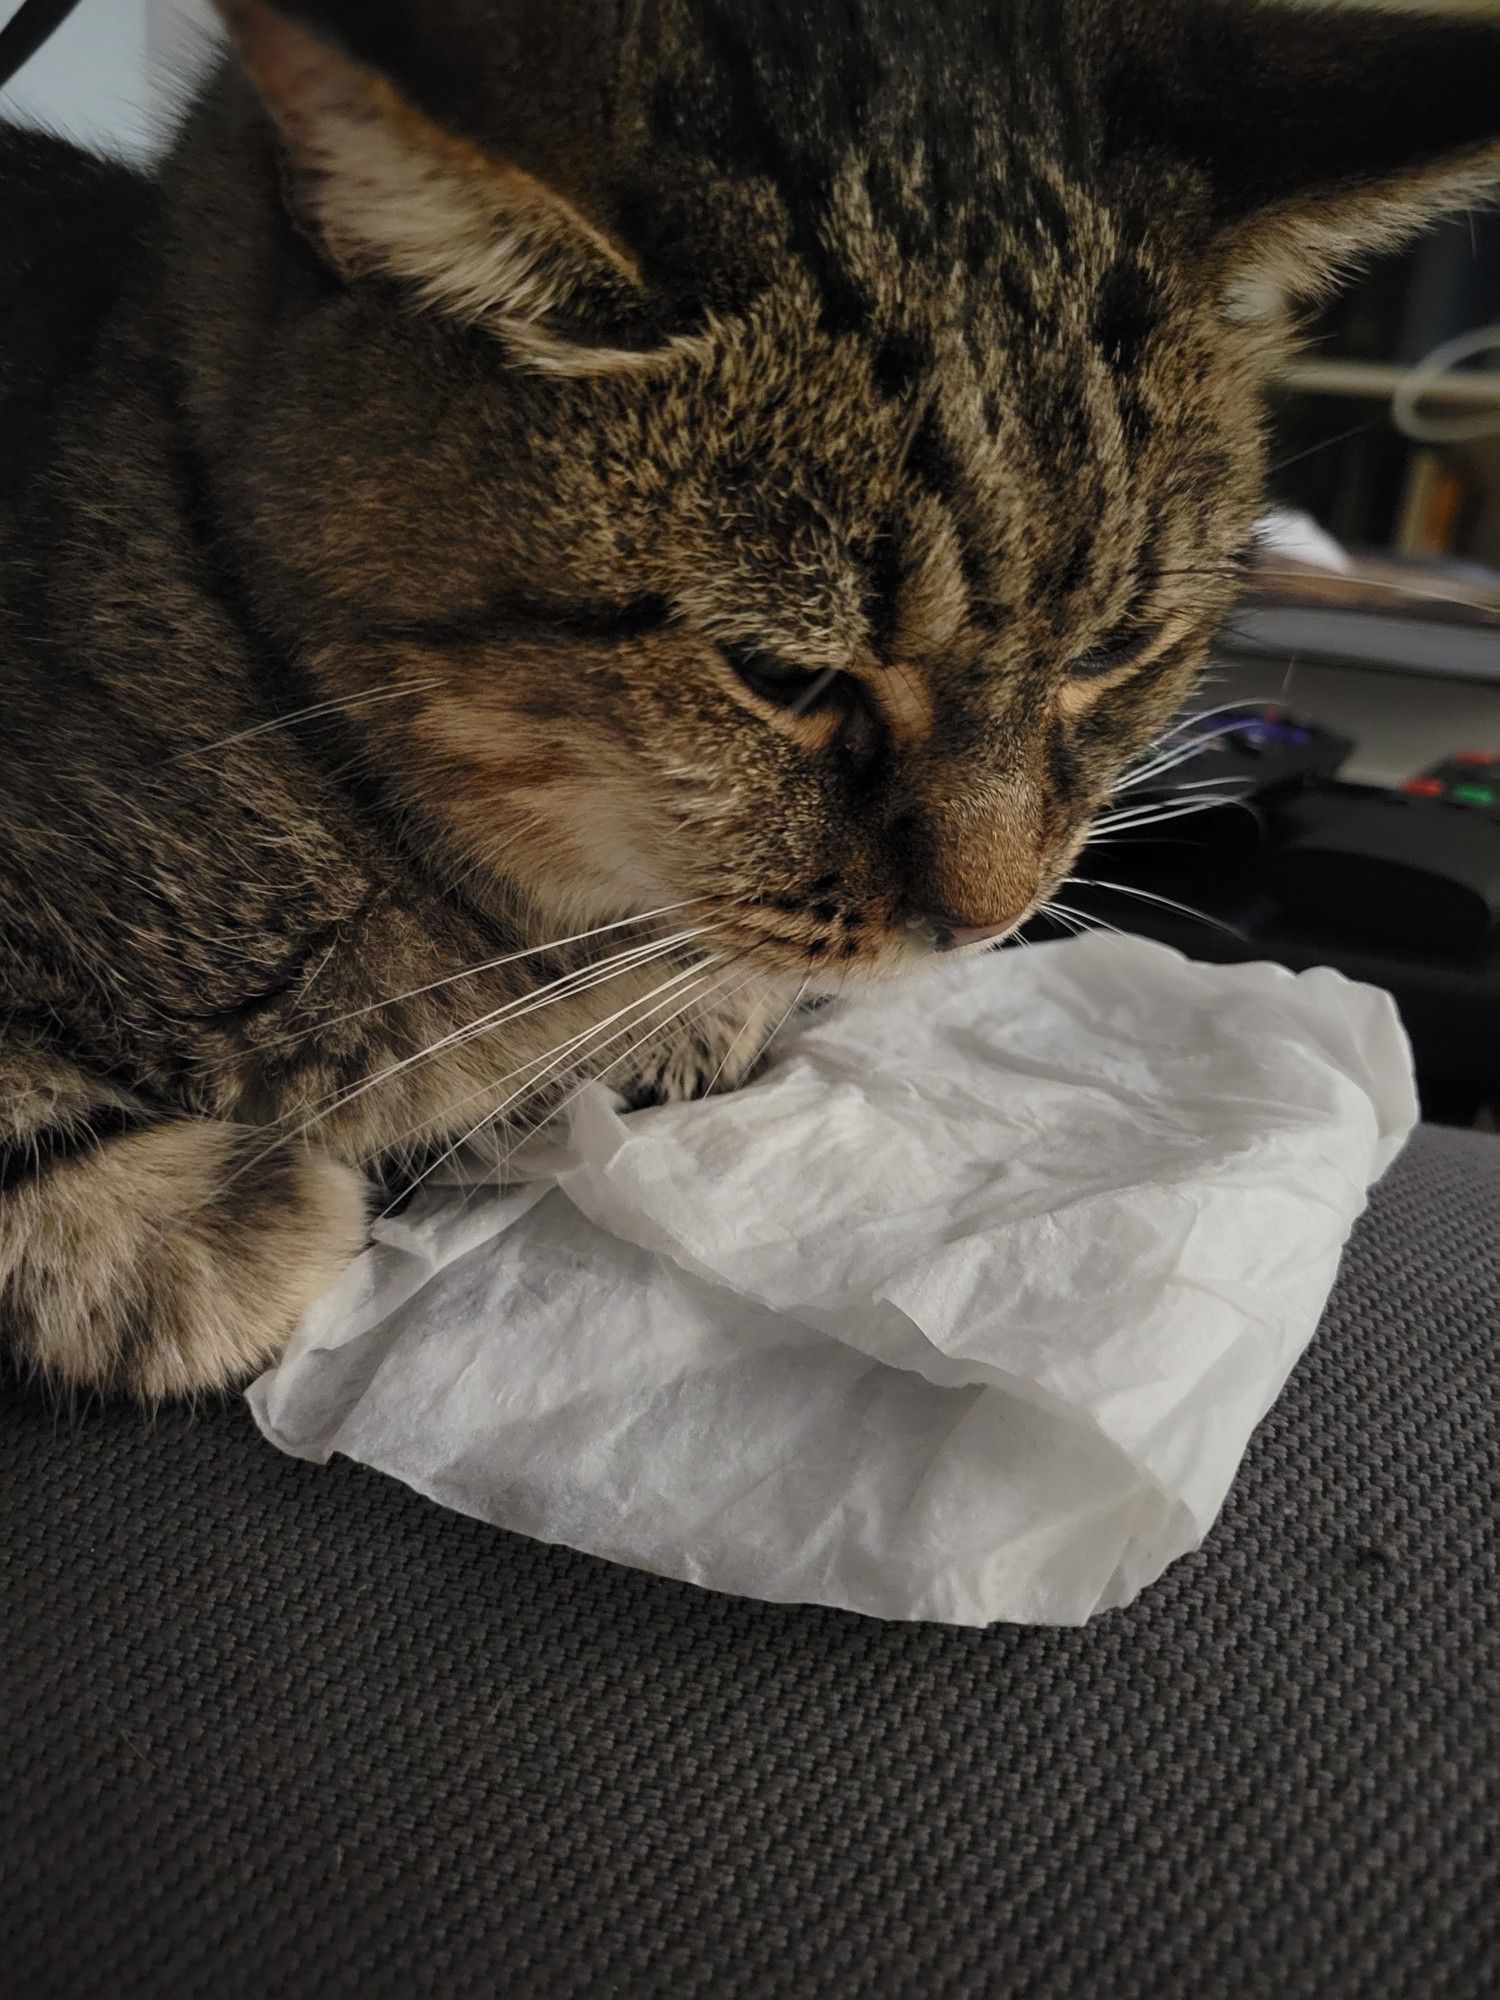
[1128,697,1266,757]
[1268,416,1381,477]
[526,958,750,1130]
[1114,742,1225,791]
[1099,788,1250,817]
[168,679,446,762]
[1132,774,1259,795]
[1039,900,1127,938]
[209,899,705,1066]
[212,927,716,1210]
[1114,717,1259,791]
[241,943,722,1236]
[147,932,716,1248]
[1110,742,1247,796]
[1063,876,1246,940]
[539,950,772,1123]
[1035,902,1094,941]
[374,955,730,1213]
[693,968,782,1102]
[755,971,812,1064]
[289,926,714,1139]
[1092,794,1257,835]
[788,669,841,716]
[483,938,774,1174]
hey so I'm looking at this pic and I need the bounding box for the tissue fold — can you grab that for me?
[248,935,1417,1627]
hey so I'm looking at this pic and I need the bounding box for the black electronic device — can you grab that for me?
[1275,750,1500,953]
[1052,722,1500,1121]
[1133,706,1355,806]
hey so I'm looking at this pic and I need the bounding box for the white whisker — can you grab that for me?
[376,956,729,1212]
[295,927,712,1140]
[1130,774,1259,796]
[1115,733,1241,791]
[1091,795,1259,836]
[1065,876,1245,939]
[170,679,445,762]
[221,898,704,1066]
[1041,900,1127,939]
[221,928,715,1204]
[695,970,778,1100]
[1113,702,1266,793]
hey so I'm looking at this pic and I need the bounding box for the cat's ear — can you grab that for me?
[1112,0,1500,320]
[214,0,647,369]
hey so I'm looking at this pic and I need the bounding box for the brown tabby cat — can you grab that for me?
[1,0,1497,1400]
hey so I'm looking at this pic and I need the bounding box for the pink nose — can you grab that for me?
[936,919,1017,951]
[915,903,1030,951]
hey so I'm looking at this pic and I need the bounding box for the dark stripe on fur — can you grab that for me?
[903,409,1007,629]
[0,1104,152,1195]
[382,593,674,651]
[693,5,867,340]
[859,527,906,659]
[1046,719,1081,804]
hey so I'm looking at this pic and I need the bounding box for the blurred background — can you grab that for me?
[0,0,216,163]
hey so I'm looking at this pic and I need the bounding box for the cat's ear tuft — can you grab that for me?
[1112,0,1500,321]
[214,0,647,367]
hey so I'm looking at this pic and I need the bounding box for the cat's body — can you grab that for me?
[1,96,790,1393]
[2,0,1498,1398]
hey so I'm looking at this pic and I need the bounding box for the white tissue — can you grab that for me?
[249,935,1417,1627]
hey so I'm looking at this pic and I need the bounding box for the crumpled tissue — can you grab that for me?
[249,934,1417,1627]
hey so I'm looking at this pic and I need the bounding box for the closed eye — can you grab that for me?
[724,645,846,714]
[1067,628,1148,680]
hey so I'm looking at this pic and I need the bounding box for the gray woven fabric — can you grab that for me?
[3,1126,1497,2000]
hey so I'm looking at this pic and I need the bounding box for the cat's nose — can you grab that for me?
[934,919,1016,952]
[912,903,1030,952]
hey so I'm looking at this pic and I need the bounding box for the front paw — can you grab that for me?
[132,1130,370,1398]
[618,993,795,1110]
[3,1120,369,1400]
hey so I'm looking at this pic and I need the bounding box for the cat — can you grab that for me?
[1,0,1497,1401]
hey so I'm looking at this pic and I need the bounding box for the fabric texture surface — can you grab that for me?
[3,1125,1497,2000]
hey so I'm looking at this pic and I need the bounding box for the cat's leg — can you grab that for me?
[0,1032,367,1398]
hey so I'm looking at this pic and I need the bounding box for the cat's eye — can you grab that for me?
[1067,628,1146,680]
[725,645,845,713]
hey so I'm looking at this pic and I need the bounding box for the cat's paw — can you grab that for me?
[4,1121,369,1399]
[130,1129,371,1399]
[619,993,792,1109]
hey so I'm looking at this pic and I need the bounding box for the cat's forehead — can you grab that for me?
[591,247,1256,667]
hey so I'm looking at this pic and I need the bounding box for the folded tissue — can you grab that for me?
[249,935,1417,1627]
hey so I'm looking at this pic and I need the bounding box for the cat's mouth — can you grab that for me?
[693,890,1046,990]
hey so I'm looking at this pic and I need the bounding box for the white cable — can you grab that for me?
[1391,323,1500,447]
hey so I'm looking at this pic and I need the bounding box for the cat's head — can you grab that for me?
[207,0,1500,981]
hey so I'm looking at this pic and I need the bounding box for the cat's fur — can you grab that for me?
[2,0,1497,1398]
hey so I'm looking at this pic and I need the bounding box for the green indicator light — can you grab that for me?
[1452,785,1494,807]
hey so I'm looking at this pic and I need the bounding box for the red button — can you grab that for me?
[1403,778,1445,797]
[1453,750,1497,765]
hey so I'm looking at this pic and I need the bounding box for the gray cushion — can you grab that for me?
[3,1125,1496,1999]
